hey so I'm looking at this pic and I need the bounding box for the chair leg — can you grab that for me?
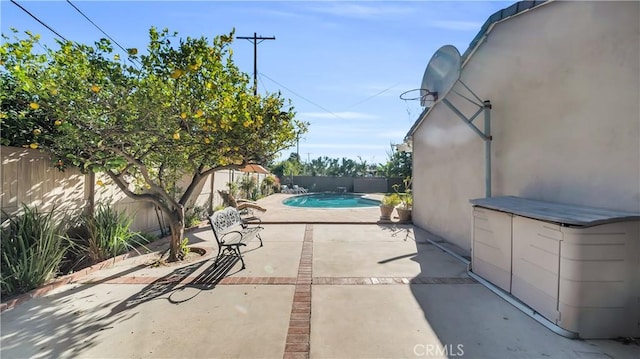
[257,233,263,247]
[234,246,246,269]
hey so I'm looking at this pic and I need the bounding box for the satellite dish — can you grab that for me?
[420,45,462,107]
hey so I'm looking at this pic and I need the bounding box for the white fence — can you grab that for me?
[1,146,266,234]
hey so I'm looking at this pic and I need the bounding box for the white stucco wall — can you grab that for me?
[412,1,640,253]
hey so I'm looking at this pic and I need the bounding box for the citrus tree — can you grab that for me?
[1,28,307,261]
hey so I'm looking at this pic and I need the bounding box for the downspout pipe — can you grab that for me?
[484,100,492,198]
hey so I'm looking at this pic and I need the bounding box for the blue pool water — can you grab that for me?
[283,193,380,208]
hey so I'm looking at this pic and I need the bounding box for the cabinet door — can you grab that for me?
[511,216,561,323]
[472,207,513,292]
[558,222,640,337]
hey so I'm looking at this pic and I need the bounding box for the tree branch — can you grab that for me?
[104,170,171,215]
[200,161,246,178]
[179,164,203,206]
[105,146,181,211]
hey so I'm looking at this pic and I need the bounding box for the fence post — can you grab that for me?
[86,172,95,216]
[209,171,215,213]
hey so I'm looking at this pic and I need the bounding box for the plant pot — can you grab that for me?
[379,205,395,220]
[396,208,412,223]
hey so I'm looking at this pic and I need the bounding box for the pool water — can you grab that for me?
[283,193,380,208]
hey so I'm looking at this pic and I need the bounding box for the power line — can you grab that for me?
[259,72,343,120]
[257,73,270,93]
[343,81,402,110]
[65,0,141,67]
[10,0,68,41]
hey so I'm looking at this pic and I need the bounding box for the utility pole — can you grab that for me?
[236,32,275,96]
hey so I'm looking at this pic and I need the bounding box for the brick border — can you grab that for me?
[78,276,475,286]
[283,224,313,359]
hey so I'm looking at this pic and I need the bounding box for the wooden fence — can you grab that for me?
[1,146,266,234]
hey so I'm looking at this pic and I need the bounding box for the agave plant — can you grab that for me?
[1,205,69,297]
[67,204,147,267]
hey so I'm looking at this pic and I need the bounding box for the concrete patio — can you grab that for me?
[1,196,638,358]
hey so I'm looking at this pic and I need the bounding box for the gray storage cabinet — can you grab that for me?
[470,196,640,339]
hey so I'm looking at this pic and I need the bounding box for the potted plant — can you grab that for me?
[396,193,412,222]
[394,177,412,223]
[379,193,401,221]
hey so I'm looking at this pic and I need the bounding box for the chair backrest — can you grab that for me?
[208,207,243,244]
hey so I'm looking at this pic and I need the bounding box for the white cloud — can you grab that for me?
[298,111,379,120]
[429,20,483,31]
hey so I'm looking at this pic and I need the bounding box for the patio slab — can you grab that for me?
[311,284,638,359]
[314,241,468,278]
[231,241,302,278]
[313,224,467,278]
[313,223,414,242]
[78,224,307,283]
[1,282,294,359]
[408,284,640,359]
[1,222,637,359]
[311,285,448,359]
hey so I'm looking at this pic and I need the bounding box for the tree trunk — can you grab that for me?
[167,206,185,262]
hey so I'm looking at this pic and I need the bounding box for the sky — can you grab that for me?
[1,0,513,165]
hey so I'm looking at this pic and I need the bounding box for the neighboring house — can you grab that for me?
[406,0,639,253]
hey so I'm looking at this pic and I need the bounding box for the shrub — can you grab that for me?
[138,232,159,244]
[184,205,207,228]
[381,193,401,207]
[1,205,69,297]
[261,175,278,196]
[239,175,258,200]
[178,237,190,260]
[392,176,413,209]
[212,204,225,212]
[226,181,240,197]
[67,205,146,268]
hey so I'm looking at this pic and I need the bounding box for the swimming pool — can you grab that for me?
[282,193,380,208]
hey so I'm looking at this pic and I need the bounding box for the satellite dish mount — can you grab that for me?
[420,45,493,197]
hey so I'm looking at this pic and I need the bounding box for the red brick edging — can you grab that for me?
[283,224,313,359]
[73,275,475,286]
